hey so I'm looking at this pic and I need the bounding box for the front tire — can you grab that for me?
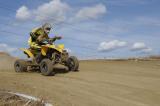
[14,60,28,72]
[40,59,54,76]
[67,56,79,71]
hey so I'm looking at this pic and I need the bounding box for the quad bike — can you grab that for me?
[14,39,79,76]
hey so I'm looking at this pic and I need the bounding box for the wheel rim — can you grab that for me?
[41,62,48,72]
[68,59,75,69]
[15,63,20,71]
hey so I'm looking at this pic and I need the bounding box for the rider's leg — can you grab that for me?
[29,42,42,64]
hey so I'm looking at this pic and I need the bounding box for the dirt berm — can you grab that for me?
[0,52,160,106]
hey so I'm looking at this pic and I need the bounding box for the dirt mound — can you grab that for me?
[0,52,10,56]
[0,52,16,71]
[0,91,45,106]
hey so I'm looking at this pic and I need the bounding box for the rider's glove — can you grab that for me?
[48,39,53,44]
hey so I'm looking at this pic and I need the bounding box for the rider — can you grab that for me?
[28,23,62,50]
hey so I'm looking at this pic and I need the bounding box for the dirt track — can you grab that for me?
[0,54,160,106]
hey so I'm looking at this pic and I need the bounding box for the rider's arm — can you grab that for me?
[51,36,62,42]
[51,37,57,42]
[37,34,49,43]
[40,36,62,43]
[37,35,45,43]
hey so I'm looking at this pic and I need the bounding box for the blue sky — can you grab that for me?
[0,0,160,59]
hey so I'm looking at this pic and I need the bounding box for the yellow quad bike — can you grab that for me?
[14,40,79,76]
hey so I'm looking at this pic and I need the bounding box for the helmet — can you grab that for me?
[42,23,52,34]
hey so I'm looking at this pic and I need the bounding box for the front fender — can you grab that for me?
[41,44,64,54]
[20,48,34,58]
[41,46,48,56]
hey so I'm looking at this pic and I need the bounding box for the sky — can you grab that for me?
[0,0,160,59]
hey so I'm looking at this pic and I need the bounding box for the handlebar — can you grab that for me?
[40,36,62,45]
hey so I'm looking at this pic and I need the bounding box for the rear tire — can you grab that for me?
[67,56,79,71]
[14,59,28,72]
[40,59,54,76]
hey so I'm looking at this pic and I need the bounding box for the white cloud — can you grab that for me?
[0,43,17,53]
[16,1,106,23]
[131,42,146,50]
[131,42,152,53]
[98,40,127,52]
[16,6,31,21]
[75,4,107,21]
[142,48,152,53]
[34,0,70,23]
[15,0,70,23]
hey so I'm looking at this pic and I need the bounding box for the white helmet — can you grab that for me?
[42,23,52,34]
